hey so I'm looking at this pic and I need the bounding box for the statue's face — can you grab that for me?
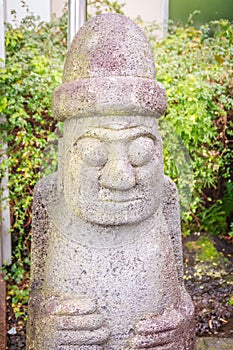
[63,117,164,225]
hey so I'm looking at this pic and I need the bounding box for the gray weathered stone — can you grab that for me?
[27,13,196,350]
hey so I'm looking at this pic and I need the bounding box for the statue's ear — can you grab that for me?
[57,137,64,193]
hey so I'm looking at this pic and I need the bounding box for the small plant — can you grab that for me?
[88,0,125,16]
[228,295,233,306]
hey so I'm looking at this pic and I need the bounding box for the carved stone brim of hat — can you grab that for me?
[52,13,167,121]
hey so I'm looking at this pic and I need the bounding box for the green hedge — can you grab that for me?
[152,21,233,235]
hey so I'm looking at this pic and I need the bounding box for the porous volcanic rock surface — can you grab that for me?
[7,234,233,349]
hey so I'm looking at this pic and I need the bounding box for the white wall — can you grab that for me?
[121,0,167,24]
[120,0,168,38]
[4,0,168,35]
[4,0,51,25]
[51,0,65,18]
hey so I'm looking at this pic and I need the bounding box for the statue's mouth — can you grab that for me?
[98,188,143,203]
[103,197,142,203]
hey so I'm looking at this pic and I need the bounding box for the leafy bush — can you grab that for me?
[88,0,125,15]
[152,20,233,235]
[0,9,67,325]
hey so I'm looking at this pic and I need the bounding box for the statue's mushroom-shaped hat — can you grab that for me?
[53,13,167,120]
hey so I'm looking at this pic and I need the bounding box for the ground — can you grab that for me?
[184,233,233,338]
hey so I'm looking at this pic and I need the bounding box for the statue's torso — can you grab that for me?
[41,213,181,349]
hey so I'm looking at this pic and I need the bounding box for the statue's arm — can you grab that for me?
[27,178,51,348]
[162,175,184,285]
[29,178,50,297]
[129,176,195,349]
[27,175,110,349]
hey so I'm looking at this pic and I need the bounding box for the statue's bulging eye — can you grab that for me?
[74,138,108,167]
[128,137,155,167]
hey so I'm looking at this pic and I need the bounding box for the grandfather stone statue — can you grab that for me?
[27,14,196,350]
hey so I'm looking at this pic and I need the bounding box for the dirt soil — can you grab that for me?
[6,234,233,349]
[183,233,233,338]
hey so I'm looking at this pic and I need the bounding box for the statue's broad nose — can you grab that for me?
[100,159,136,191]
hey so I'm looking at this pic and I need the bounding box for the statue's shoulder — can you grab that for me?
[33,172,58,205]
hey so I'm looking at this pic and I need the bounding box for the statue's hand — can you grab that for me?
[129,309,187,349]
[128,290,195,350]
[36,296,110,349]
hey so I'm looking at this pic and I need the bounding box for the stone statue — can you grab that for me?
[27,13,196,350]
